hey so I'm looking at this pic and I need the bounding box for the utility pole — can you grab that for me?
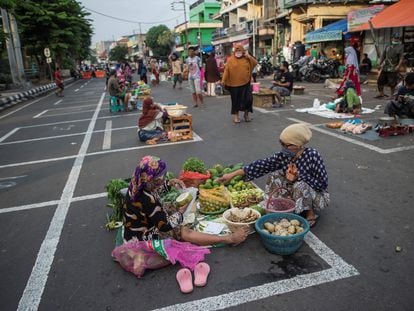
[171,1,189,52]
[252,0,256,57]
[1,8,19,85]
[9,12,26,84]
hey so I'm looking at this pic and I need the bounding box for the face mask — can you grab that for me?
[281,148,296,157]
[235,52,243,58]
[391,40,400,45]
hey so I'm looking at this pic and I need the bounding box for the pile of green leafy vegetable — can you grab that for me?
[105,178,129,230]
[160,188,181,205]
[182,157,206,173]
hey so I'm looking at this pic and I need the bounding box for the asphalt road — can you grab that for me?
[0,76,413,311]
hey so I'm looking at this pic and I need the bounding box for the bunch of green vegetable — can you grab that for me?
[105,178,129,230]
[160,188,181,204]
[182,157,206,173]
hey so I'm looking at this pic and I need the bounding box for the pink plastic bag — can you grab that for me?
[111,239,210,278]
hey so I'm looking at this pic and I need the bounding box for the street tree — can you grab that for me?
[146,25,173,58]
[108,45,128,63]
[11,0,92,79]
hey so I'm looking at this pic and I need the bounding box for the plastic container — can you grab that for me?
[252,82,261,93]
[255,213,310,255]
[264,187,296,214]
[223,208,261,233]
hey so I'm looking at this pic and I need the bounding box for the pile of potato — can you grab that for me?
[262,218,304,236]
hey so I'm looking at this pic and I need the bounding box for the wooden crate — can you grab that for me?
[253,93,275,108]
[167,114,193,141]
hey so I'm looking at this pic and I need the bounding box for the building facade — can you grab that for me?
[174,0,223,55]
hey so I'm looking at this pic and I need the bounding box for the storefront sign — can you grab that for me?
[347,5,384,32]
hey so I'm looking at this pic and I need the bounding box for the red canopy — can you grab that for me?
[352,0,414,31]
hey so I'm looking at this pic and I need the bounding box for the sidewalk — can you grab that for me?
[0,78,74,112]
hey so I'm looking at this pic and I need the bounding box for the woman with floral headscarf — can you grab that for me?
[123,156,249,245]
[222,45,257,123]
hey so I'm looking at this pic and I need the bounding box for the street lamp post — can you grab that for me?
[252,0,256,57]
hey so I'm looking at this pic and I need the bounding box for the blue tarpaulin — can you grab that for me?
[305,19,351,43]
[202,45,214,53]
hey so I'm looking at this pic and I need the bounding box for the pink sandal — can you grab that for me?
[194,262,210,287]
[176,268,193,294]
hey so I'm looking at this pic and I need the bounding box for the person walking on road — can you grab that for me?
[54,66,64,97]
[375,33,405,99]
[204,52,220,96]
[169,53,183,90]
[336,46,361,97]
[222,45,257,123]
[185,47,203,107]
[137,59,148,84]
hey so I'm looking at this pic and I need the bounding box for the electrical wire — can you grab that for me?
[84,7,181,25]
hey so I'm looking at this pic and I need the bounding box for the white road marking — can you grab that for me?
[0,132,203,169]
[20,113,139,129]
[17,92,105,311]
[74,88,79,92]
[0,92,55,120]
[102,120,112,150]
[0,192,107,215]
[287,117,414,154]
[151,232,358,311]
[36,109,97,119]
[48,103,97,111]
[0,126,136,146]
[0,127,20,143]
[53,99,63,106]
[33,110,48,118]
[0,175,27,181]
[254,106,295,114]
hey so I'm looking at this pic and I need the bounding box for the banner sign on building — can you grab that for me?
[347,5,385,32]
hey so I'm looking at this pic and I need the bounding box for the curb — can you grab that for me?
[0,78,74,112]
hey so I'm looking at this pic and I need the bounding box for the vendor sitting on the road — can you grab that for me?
[335,80,361,114]
[123,155,249,245]
[384,72,414,118]
[270,61,293,107]
[219,123,329,227]
[138,97,168,145]
[107,69,127,110]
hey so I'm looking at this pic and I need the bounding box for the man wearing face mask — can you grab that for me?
[218,123,330,228]
[270,61,293,107]
[375,33,404,99]
[221,44,258,123]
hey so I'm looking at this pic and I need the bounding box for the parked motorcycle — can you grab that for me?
[289,56,312,82]
[305,58,340,83]
[258,56,274,78]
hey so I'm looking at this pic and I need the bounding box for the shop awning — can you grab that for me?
[352,0,414,32]
[202,45,214,53]
[305,19,348,43]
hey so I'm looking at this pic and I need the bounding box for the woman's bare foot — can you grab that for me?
[226,226,249,245]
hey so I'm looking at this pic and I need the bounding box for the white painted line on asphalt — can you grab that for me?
[254,106,295,114]
[33,110,48,118]
[0,174,27,181]
[0,92,56,120]
[0,126,136,146]
[74,88,79,92]
[49,103,97,111]
[0,192,107,215]
[37,109,97,119]
[152,232,359,311]
[287,117,414,154]
[17,92,105,311]
[0,132,203,169]
[20,113,139,129]
[80,85,84,88]
[102,120,112,150]
[53,99,63,106]
[0,127,20,143]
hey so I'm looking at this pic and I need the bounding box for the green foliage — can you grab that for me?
[105,178,129,228]
[12,0,92,69]
[108,45,128,62]
[146,25,173,57]
[182,157,206,174]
